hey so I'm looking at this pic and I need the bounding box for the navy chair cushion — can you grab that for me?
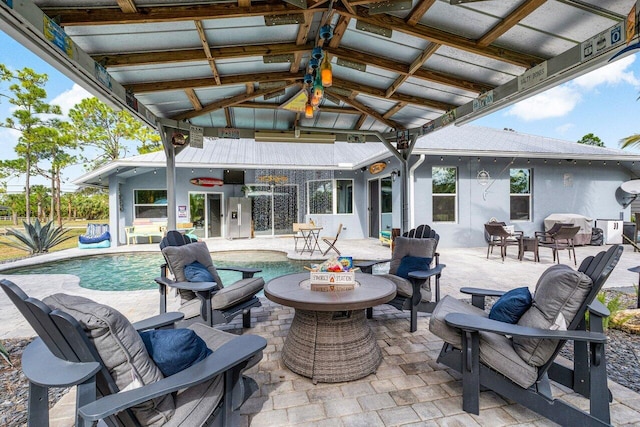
[140,329,212,377]
[184,261,215,282]
[489,287,532,324]
[396,255,432,279]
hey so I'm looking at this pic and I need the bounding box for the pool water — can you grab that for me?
[3,251,309,292]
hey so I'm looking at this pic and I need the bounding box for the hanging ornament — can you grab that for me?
[321,54,333,87]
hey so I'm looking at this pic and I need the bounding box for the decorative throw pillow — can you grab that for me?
[184,261,216,282]
[139,329,212,377]
[489,287,532,323]
[396,255,432,279]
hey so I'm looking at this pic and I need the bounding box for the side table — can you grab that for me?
[519,236,539,262]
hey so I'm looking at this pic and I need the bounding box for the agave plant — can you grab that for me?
[0,341,11,367]
[2,219,73,254]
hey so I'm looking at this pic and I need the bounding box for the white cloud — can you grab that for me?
[0,126,21,142]
[50,84,92,115]
[573,55,639,90]
[504,53,639,122]
[555,123,575,135]
[505,85,582,121]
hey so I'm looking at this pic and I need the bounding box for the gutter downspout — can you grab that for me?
[409,154,425,230]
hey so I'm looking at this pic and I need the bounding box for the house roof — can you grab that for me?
[74,124,640,187]
[2,1,638,143]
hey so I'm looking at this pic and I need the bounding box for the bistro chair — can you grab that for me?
[536,225,580,266]
[484,221,522,261]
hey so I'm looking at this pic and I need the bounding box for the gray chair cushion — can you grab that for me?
[379,274,431,302]
[429,295,538,388]
[389,236,437,275]
[162,242,222,303]
[43,293,175,426]
[211,277,265,310]
[513,264,593,366]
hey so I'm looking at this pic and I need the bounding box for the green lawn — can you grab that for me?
[0,220,108,263]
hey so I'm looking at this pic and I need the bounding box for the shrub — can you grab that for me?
[0,341,11,366]
[1,219,74,254]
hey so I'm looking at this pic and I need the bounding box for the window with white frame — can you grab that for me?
[432,167,457,222]
[308,179,353,215]
[510,168,531,221]
[134,189,168,219]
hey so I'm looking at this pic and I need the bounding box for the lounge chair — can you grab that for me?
[156,231,264,329]
[429,245,622,426]
[357,224,445,332]
[78,223,111,249]
[0,279,266,427]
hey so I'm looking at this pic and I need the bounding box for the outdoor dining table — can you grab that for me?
[297,226,323,255]
[265,272,396,383]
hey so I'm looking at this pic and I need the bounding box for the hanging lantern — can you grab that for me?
[321,54,333,87]
[312,46,324,60]
[309,57,320,70]
[311,93,320,106]
[320,24,333,40]
[313,71,324,99]
[305,103,314,118]
[304,73,314,84]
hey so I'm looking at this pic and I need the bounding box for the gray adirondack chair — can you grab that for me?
[0,279,266,427]
[429,244,622,426]
[357,224,446,332]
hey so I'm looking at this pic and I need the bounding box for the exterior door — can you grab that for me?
[368,179,379,238]
[207,194,222,237]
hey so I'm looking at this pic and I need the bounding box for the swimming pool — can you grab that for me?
[2,251,309,291]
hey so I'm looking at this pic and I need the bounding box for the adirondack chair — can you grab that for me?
[156,231,264,329]
[429,245,623,426]
[0,279,266,427]
[357,224,445,332]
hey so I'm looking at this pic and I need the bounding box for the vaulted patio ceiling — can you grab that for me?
[2,0,638,141]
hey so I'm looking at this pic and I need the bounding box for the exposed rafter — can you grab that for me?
[184,88,203,111]
[337,5,544,68]
[116,0,137,14]
[290,11,314,73]
[92,42,314,68]
[194,20,221,85]
[125,72,302,93]
[405,0,435,26]
[172,82,300,121]
[328,90,401,130]
[476,0,547,48]
[43,3,329,26]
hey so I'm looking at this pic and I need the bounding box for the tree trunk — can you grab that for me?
[55,170,62,227]
[67,198,72,220]
[25,155,31,223]
[50,173,55,223]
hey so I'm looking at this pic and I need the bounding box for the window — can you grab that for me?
[432,167,456,222]
[134,189,167,219]
[510,168,531,221]
[308,179,353,215]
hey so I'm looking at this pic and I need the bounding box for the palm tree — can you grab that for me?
[620,94,640,149]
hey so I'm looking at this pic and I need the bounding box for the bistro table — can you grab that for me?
[298,226,323,255]
[518,235,539,262]
[265,272,395,383]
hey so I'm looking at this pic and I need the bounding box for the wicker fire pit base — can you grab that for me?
[282,308,382,383]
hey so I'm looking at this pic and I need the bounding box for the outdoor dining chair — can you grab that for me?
[322,223,343,256]
[484,221,522,261]
[536,225,580,265]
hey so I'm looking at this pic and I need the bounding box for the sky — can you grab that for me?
[0,29,639,193]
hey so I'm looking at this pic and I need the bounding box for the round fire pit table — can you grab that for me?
[265,272,395,383]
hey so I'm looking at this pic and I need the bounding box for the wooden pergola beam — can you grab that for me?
[172,82,299,120]
[291,12,314,73]
[43,3,329,26]
[338,5,543,68]
[237,101,359,114]
[194,20,221,85]
[116,0,137,14]
[477,0,547,48]
[327,89,401,130]
[92,42,314,68]
[386,42,440,97]
[125,72,302,93]
[405,0,435,26]
[184,88,203,111]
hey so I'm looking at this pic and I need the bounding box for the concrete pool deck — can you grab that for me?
[1,238,640,426]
